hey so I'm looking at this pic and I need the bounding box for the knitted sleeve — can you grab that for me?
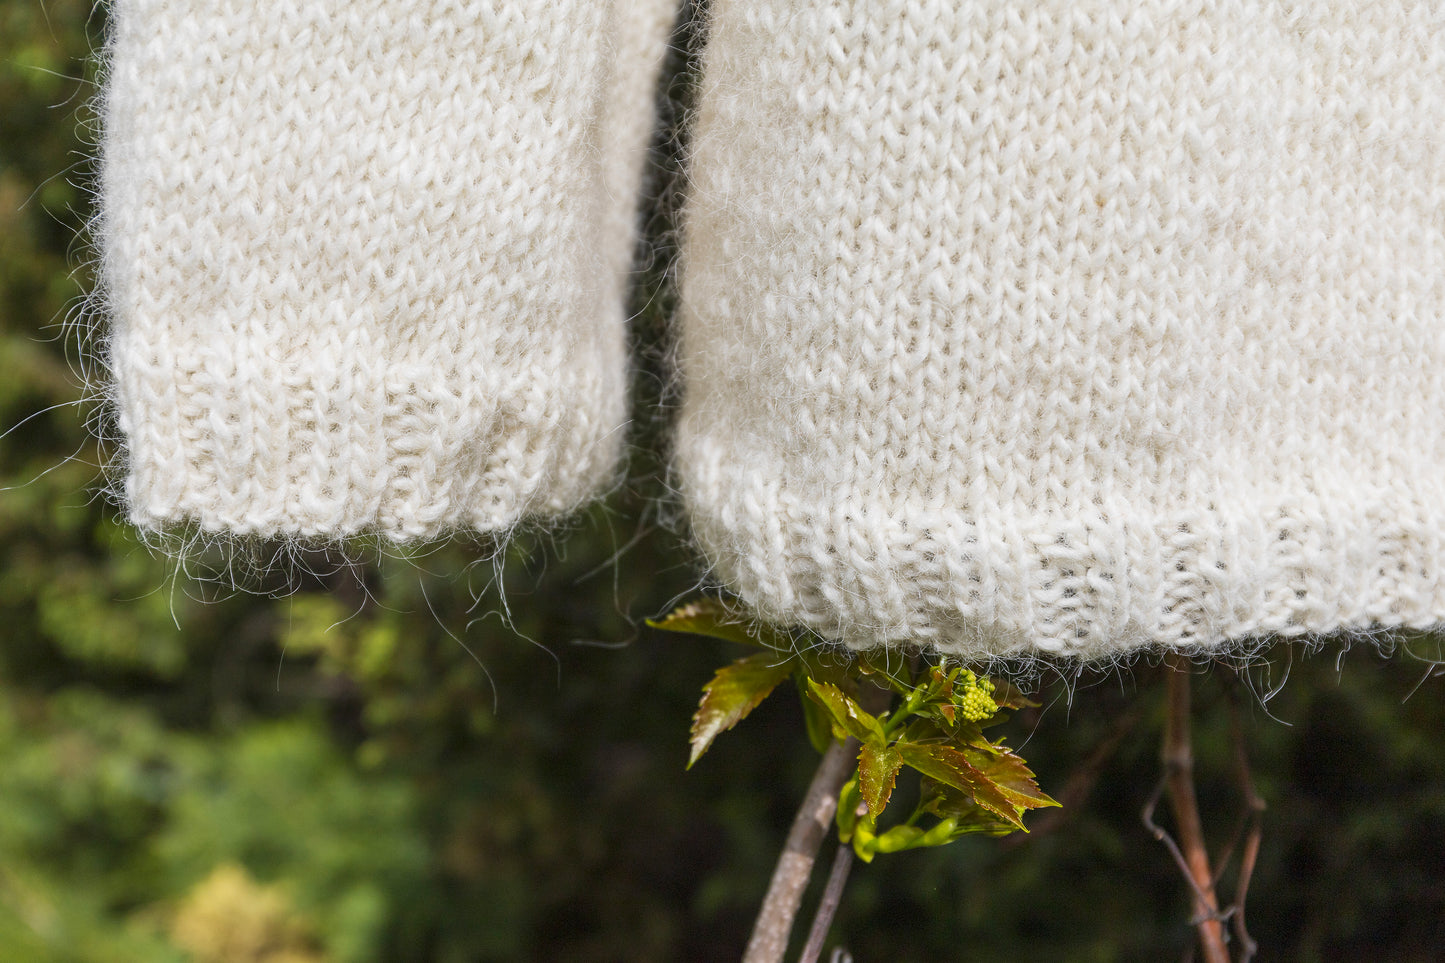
[100,0,675,540]
[677,1,1445,658]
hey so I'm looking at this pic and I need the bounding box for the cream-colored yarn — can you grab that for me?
[678,1,1445,658]
[101,0,675,540]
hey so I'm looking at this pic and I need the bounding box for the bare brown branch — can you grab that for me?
[742,737,858,963]
[797,843,854,963]
[744,683,891,963]
[1227,681,1266,963]
[1158,654,1230,963]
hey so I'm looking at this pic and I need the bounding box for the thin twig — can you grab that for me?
[1226,681,1265,963]
[1207,682,1253,890]
[743,738,858,963]
[797,843,854,963]
[1002,704,1141,851]
[1143,775,1226,917]
[1158,654,1231,963]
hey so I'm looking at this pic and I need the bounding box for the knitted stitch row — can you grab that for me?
[676,0,1445,657]
[101,0,674,539]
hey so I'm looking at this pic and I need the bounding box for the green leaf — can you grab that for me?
[836,775,862,842]
[797,674,836,755]
[851,818,879,862]
[688,653,794,768]
[896,742,1026,830]
[961,745,1060,810]
[872,824,925,855]
[648,597,777,649]
[927,665,955,699]
[917,816,962,847]
[805,680,887,748]
[901,716,949,747]
[857,744,904,817]
[919,779,1022,837]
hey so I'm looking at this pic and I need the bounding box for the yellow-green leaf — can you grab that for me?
[836,775,863,842]
[919,779,1020,837]
[961,745,1060,810]
[897,742,1026,830]
[648,597,775,649]
[857,744,903,817]
[797,674,836,754]
[688,652,794,768]
[806,679,887,748]
[872,824,924,855]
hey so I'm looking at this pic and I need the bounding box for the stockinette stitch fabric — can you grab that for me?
[677,1,1445,658]
[100,0,675,540]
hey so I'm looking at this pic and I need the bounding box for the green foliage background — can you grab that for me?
[1,2,1443,960]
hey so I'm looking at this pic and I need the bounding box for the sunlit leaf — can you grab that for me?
[857,744,903,817]
[836,775,863,842]
[797,674,836,754]
[872,824,924,855]
[648,598,776,649]
[896,742,1026,829]
[919,779,1020,837]
[688,653,794,768]
[961,745,1060,810]
[805,679,887,748]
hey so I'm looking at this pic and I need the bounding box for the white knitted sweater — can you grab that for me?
[102,1,1445,658]
[101,0,674,539]
[677,0,1445,658]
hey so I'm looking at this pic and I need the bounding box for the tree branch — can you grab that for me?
[1156,654,1230,963]
[742,737,858,963]
[1226,680,1265,963]
[1002,704,1140,851]
[797,842,854,963]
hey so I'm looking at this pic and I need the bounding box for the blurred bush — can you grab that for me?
[1,2,1443,961]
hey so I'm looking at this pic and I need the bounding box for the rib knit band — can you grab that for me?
[678,0,1445,658]
[101,0,674,540]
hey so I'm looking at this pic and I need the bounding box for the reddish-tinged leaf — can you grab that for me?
[920,779,1021,837]
[988,678,1039,710]
[648,598,776,649]
[897,742,1026,829]
[928,666,955,700]
[857,744,904,817]
[688,653,794,767]
[962,745,1059,810]
[806,679,887,748]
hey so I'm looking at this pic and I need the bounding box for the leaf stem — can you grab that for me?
[880,685,928,738]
